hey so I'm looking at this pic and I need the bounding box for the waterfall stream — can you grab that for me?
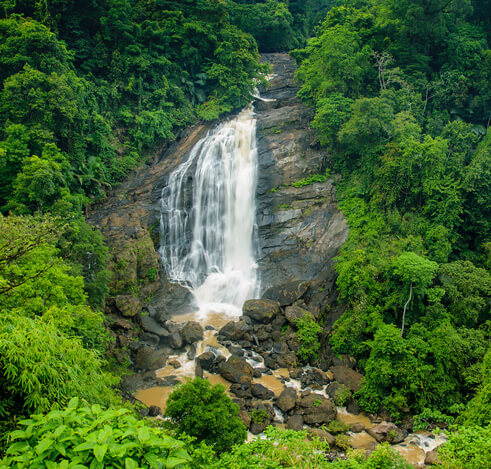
[160,105,259,320]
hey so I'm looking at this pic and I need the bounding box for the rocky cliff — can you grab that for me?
[89,52,348,343]
[255,54,348,314]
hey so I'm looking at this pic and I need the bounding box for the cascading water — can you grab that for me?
[160,105,259,319]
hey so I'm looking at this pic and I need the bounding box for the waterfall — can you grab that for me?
[160,105,259,318]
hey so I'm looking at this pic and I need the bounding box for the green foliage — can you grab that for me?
[0,397,191,469]
[438,425,491,469]
[292,168,331,187]
[165,378,246,454]
[333,385,353,407]
[0,214,116,439]
[413,409,455,431]
[251,409,270,425]
[326,420,349,434]
[215,426,331,468]
[331,443,412,469]
[294,0,491,421]
[294,315,323,362]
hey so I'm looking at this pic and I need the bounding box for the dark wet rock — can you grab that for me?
[367,422,406,444]
[230,383,253,399]
[243,299,281,323]
[332,355,357,369]
[263,354,279,370]
[134,346,167,371]
[276,351,297,368]
[140,315,169,338]
[251,383,274,400]
[197,351,215,371]
[298,394,337,425]
[284,304,314,326]
[181,321,203,345]
[346,400,360,415]
[261,280,310,307]
[307,428,335,446]
[152,282,197,323]
[110,316,134,330]
[331,366,363,393]
[272,341,289,354]
[187,343,196,360]
[139,332,160,347]
[148,405,161,417]
[349,423,365,433]
[120,371,158,394]
[195,363,203,378]
[286,414,304,431]
[253,368,262,378]
[218,355,254,384]
[228,346,245,357]
[219,320,249,341]
[169,332,183,349]
[115,295,142,317]
[276,387,297,413]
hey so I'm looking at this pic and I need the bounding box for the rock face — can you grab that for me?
[331,366,363,392]
[255,53,349,300]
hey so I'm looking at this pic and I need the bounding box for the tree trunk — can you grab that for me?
[401,282,413,337]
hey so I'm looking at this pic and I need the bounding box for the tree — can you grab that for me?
[166,378,247,454]
[392,252,438,336]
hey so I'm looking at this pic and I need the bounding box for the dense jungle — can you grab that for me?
[0,0,489,468]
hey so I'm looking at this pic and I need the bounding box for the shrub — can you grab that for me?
[216,426,331,468]
[334,385,353,406]
[327,420,350,434]
[165,378,246,454]
[438,425,491,469]
[294,315,322,362]
[0,397,191,468]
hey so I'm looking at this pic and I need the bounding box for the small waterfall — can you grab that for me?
[160,106,259,319]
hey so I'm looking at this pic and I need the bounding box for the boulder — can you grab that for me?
[243,299,281,323]
[148,405,161,417]
[367,422,406,444]
[425,449,441,466]
[139,332,160,347]
[276,387,297,413]
[307,428,335,446]
[349,423,365,433]
[219,320,249,341]
[286,414,303,431]
[196,351,215,371]
[115,294,142,317]
[331,366,363,392]
[140,315,169,338]
[169,332,183,349]
[284,304,314,326]
[134,346,167,371]
[261,280,310,307]
[110,316,134,330]
[218,355,254,384]
[251,383,274,400]
[181,321,203,345]
[299,394,337,425]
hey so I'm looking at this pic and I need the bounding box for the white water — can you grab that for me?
[160,106,259,319]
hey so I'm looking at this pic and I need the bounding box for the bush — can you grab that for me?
[294,315,322,362]
[0,397,191,468]
[437,425,491,469]
[216,426,330,468]
[327,420,350,434]
[165,378,246,454]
